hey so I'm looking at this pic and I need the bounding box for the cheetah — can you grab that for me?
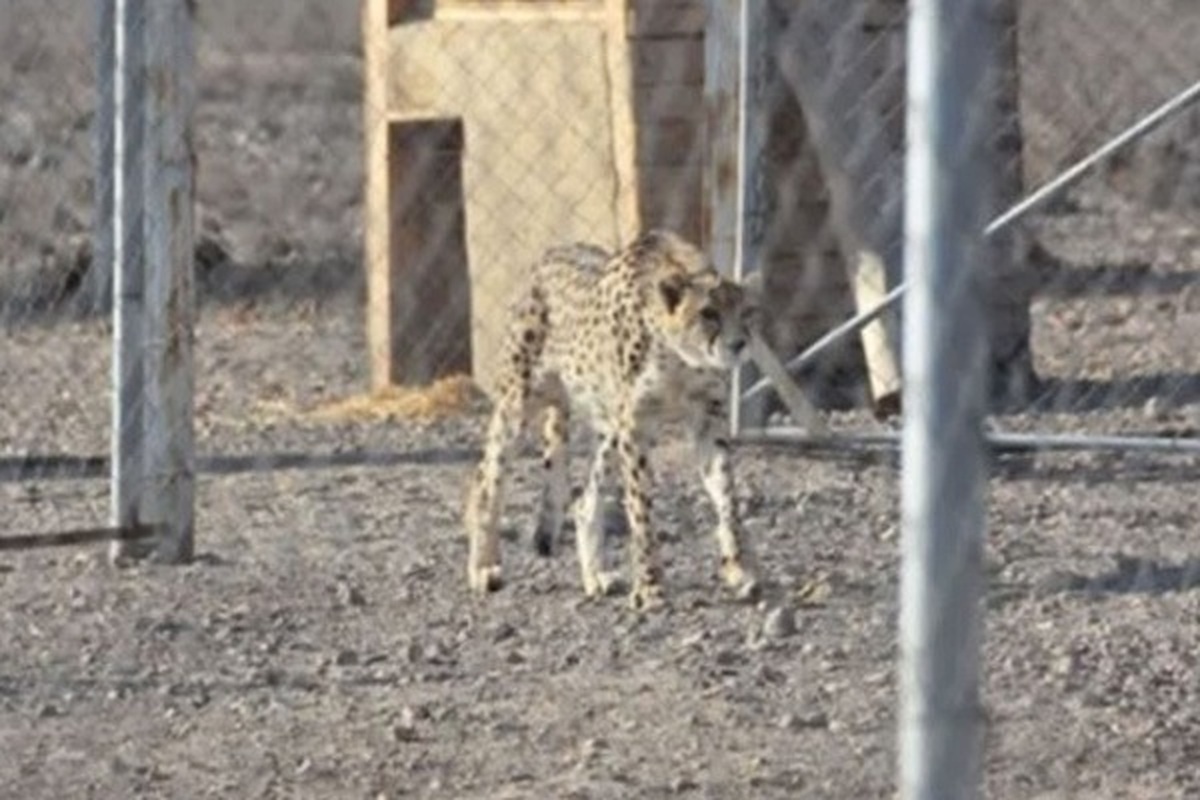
[464,230,762,610]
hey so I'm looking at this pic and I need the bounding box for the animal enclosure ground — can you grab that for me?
[4,306,1200,799]
[4,0,1200,796]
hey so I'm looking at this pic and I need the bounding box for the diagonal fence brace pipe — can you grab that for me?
[742,76,1200,406]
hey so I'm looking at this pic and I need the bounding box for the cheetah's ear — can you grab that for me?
[658,273,689,313]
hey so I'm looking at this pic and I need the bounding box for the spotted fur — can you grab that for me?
[464,230,761,609]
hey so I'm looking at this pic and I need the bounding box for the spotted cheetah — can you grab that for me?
[464,230,761,610]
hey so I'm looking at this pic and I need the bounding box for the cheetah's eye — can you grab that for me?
[699,306,721,324]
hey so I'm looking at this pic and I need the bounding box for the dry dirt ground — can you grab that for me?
[5,309,1200,800]
[4,1,1200,798]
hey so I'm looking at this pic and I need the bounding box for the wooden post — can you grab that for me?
[141,0,196,563]
[363,0,392,392]
[604,0,641,244]
[981,0,1036,404]
[705,0,769,430]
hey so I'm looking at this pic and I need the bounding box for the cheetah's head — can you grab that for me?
[655,267,762,371]
[627,230,763,370]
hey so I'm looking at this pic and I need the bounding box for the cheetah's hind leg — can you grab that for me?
[464,387,525,594]
[532,386,570,557]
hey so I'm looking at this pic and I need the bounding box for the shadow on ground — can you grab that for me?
[0,447,479,484]
[1040,554,1200,596]
[0,239,365,329]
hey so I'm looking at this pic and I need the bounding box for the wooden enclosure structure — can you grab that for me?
[363,0,1034,409]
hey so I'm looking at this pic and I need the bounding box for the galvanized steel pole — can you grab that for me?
[899,0,989,796]
[109,0,146,564]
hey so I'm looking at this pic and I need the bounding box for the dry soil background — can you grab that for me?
[3,2,1200,798]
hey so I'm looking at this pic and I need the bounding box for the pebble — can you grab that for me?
[762,605,797,640]
[779,711,830,730]
[669,776,699,793]
[393,706,419,742]
[335,581,366,607]
[491,623,517,643]
[1143,396,1169,421]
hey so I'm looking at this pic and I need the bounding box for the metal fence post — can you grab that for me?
[142,0,196,563]
[705,0,769,433]
[89,0,116,315]
[899,0,991,796]
[109,0,146,564]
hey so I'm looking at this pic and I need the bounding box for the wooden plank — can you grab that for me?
[434,1,604,23]
[637,166,703,242]
[636,118,704,166]
[605,0,641,243]
[981,0,1036,400]
[630,0,706,38]
[703,0,737,270]
[364,0,394,391]
[387,0,410,25]
[631,38,704,86]
[636,82,707,121]
[141,0,197,564]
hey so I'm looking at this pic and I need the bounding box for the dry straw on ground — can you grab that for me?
[304,374,485,423]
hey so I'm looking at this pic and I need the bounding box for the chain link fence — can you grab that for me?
[2,0,1200,797]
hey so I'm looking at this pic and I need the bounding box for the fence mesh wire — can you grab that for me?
[2,0,1200,796]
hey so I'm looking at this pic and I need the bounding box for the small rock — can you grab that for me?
[392,707,419,742]
[37,703,61,719]
[762,605,797,640]
[714,649,741,667]
[335,581,366,607]
[1143,396,1169,421]
[1051,653,1078,677]
[579,736,607,762]
[795,711,830,730]
[754,664,786,685]
[334,649,358,667]
[491,623,517,643]
[669,776,699,793]
[879,525,898,543]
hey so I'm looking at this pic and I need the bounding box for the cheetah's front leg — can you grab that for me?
[615,432,665,610]
[694,397,759,601]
